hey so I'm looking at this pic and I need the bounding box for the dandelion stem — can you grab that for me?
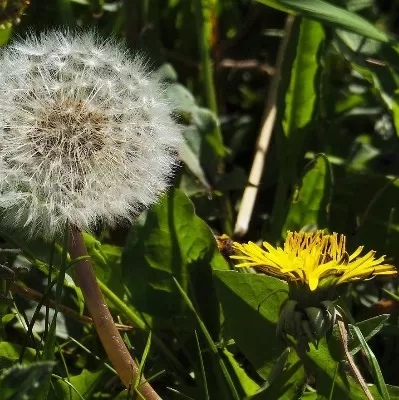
[68,225,162,400]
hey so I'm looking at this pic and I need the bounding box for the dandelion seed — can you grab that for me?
[0,30,182,238]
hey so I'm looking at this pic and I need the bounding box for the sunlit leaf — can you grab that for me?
[257,0,390,42]
[282,154,333,235]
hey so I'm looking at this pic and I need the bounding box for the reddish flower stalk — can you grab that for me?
[69,225,161,400]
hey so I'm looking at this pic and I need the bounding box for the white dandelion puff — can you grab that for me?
[0,30,182,238]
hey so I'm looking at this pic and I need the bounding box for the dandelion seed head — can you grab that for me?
[0,30,182,238]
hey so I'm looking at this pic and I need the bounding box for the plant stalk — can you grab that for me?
[234,15,294,238]
[68,225,161,400]
[337,319,374,400]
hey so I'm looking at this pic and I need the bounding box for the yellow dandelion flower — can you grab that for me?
[231,230,396,291]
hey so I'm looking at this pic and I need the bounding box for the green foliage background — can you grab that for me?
[1,0,399,399]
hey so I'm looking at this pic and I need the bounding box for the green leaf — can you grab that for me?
[214,271,307,399]
[38,227,69,400]
[334,34,399,112]
[305,341,355,399]
[282,154,333,234]
[349,315,390,355]
[193,0,225,163]
[393,90,399,139]
[0,362,55,400]
[166,81,223,185]
[271,18,325,238]
[122,188,225,336]
[180,139,212,191]
[253,350,306,400]
[0,27,12,47]
[51,369,105,400]
[0,224,63,268]
[330,172,399,263]
[137,332,152,389]
[56,0,75,25]
[256,0,390,43]
[82,233,125,298]
[195,331,210,400]
[281,19,325,143]
[1,314,15,326]
[222,348,260,397]
[253,347,290,395]
[308,321,392,400]
[174,278,240,400]
[0,342,36,371]
[214,272,285,376]
[350,322,389,400]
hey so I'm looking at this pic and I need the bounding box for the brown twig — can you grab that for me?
[233,15,295,237]
[337,319,374,400]
[9,281,134,331]
[68,225,161,399]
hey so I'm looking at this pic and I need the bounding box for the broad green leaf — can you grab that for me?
[253,350,306,400]
[1,314,15,326]
[214,272,286,376]
[166,79,223,186]
[82,233,125,298]
[256,0,390,43]
[0,362,55,400]
[334,34,399,111]
[282,154,333,235]
[330,172,399,263]
[281,19,325,142]
[214,271,307,399]
[222,348,260,397]
[271,18,325,238]
[0,342,35,370]
[308,314,393,400]
[174,278,240,400]
[51,369,105,400]
[122,189,226,337]
[180,140,212,191]
[306,338,394,400]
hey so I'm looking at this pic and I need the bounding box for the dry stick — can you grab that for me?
[218,58,275,75]
[337,319,374,400]
[233,15,295,237]
[68,225,161,400]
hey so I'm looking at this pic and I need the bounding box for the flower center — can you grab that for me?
[284,231,347,266]
[32,99,107,161]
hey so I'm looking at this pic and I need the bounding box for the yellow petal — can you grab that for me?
[309,274,319,291]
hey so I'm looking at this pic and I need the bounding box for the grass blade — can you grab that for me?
[173,277,240,400]
[350,324,390,400]
[195,330,209,400]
